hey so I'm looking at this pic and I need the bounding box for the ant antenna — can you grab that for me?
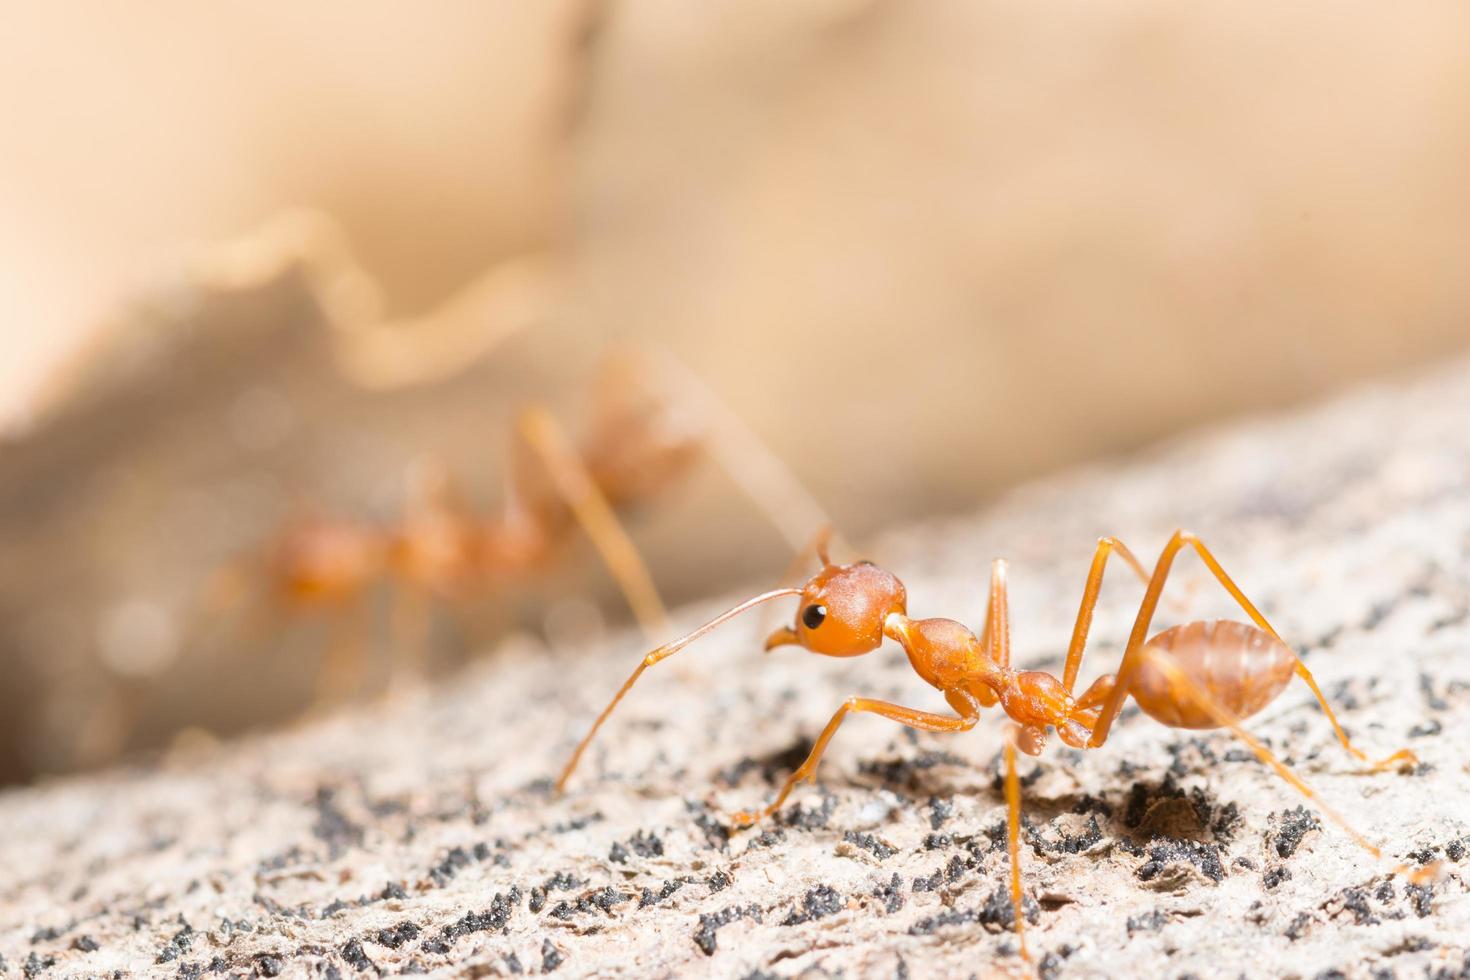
[556,587,803,792]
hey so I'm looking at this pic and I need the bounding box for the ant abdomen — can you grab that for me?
[1131,619,1295,730]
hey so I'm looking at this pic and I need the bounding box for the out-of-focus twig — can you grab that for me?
[192,208,561,390]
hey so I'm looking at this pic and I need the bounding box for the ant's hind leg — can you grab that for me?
[312,600,369,711]
[1175,532,1413,771]
[1090,531,1416,771]
[1138,647,1436,885]
[517,405,672,643]
[730,691,980,827]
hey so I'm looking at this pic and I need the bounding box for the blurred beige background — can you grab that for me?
[3,0,1470,783]
[0,1,571,427]
[6,1,1470,474]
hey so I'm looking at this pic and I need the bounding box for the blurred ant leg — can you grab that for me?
[518,405,671,642]
[777,524,832,580]
[389,581,433,695]
[556,588,802,792]
[402,454,464,519]
[191,556,280,654]
[313,599,369,709]
[1089,531,1414,770]
[1134,647,1436,884]
[199,560,257,619]
[636,346,848,557]
[813,526,833,566]
[1181,534,1416,771]
[762,525,834,651]
[1058,537,1149,694]
[730,690,980,827]
[1002,726,1031,962]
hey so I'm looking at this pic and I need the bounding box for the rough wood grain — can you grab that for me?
[3,362,1469,979]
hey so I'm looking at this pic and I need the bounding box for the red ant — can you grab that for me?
[213,352,832,704]
[557,528,1432,961]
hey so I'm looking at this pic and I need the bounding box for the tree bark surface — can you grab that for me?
[3,362,1469,979]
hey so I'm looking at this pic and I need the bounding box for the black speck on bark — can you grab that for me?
[541,938,564,972]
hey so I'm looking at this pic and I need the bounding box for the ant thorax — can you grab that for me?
[883,613,1005,694]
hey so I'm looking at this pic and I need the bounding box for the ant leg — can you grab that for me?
[730,690,980,827]
[1182,534,1415,771]
[1002,726,1032,962]
[784,524,833,578]
[517,405,672,643]
[556,587,802,793]
[979,540,1149,686]
[762,525,834,653]
[1060,537,1150,693]
[389,581,432,695]
[313,598,368,709]
[635,346,848,557]
[979,559,1012,669]
[1136,647,1437,884]
[770,524,834,594]
[1088,530,1414,770]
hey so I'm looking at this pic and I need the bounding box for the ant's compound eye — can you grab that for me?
[802,604,827,630]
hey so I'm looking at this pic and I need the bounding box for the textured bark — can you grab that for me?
[3,362,1469,979]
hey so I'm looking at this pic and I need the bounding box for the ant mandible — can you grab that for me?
[556,528,1431,961]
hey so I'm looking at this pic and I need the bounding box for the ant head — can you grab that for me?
[765,561,907,657]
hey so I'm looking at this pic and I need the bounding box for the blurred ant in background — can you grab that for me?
[209,350,836,707]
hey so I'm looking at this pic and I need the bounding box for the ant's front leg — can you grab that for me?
[730,691,981,827]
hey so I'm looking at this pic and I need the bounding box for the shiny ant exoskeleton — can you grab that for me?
[557,528,1432,960]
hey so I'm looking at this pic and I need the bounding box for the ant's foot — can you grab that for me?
[1369,747,1419,772]
[1404,861,1442,886]
[729,809,767,829]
